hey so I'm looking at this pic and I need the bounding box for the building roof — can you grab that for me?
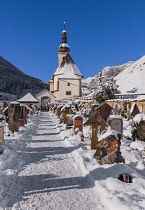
[58,71,80,79]
[17,93,38,103]
[35,89,56,98]
[54,54,82,77]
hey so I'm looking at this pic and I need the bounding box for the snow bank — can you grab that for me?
[133,113,145,124]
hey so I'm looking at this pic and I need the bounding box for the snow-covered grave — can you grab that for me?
[0,110,145,209]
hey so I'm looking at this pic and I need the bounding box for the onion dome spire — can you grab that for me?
[58,22,70,53]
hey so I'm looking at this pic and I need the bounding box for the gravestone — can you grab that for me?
[52,106,57,113]
[96,103,112,121]
[18,105,30,126]
[60,106,76,124]
[87,104,99,118]
[130,103,140,118]
[60,113,65,124]
[137,120,145,141]
[108,115,123,138]
[94,133,124,165]
[19,105,25,126]
[0,113,5,144]
[84,110,107,149]
[8,102,21,133]
[73,115,83,133]
[142,148,145,166]
[56,105,63,118]
[0,126,4,145]
[66,114,74,129]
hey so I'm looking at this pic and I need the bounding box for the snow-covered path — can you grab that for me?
[7,112,103,210]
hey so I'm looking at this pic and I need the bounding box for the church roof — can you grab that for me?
[54,53,83,77]
[58,71,80,79]
[17,93,38,103]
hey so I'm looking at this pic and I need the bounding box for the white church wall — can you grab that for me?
[58,79,80,100]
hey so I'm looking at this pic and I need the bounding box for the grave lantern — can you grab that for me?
[118,173,132,183]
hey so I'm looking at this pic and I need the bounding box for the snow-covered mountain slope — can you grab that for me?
[82,61,133,89]
[115,56,145,97]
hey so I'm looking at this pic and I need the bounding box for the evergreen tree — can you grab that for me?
[95,72,119,103]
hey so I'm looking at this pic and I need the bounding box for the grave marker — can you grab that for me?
[84,110,107,149]
[137,120,145,140]
[129,103,140,118]
[108,115,123,138]
[8,103,21,133]
[66,114,74,129]
[73,115,83,133]
[96,103,112,121]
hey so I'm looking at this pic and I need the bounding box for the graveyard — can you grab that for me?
[0,99,145,209]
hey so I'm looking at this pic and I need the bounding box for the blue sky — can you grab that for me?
[1,0,145,83]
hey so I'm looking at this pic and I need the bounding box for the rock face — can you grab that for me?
[94,134,124,165]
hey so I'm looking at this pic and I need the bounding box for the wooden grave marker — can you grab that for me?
[73,115,83,133]
[137,120,145,140]
[96,102,112,122]
[130,103,140,118]
[84,110,107,149]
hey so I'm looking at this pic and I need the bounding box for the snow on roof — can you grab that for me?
[73,115,83,119]
[62,30,67,33]
[23,104,33,111]
[58,71,80,79]
[54,63,82,77]
[115,55,145,98]
[129,103,137,115]
[107,115,123,121]
[35,89,55,98]
[59,43,70,48]
[66,114,75,117]
[17,93,38,103]
[10,101,20,105]
[61,101,77,113]
[133,113,145,124]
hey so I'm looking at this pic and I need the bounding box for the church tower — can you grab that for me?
[58,22,70,66]
[49,23,83,101]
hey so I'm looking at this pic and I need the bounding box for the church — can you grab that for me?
[49,24,83,101]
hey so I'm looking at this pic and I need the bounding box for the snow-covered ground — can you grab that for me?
[0,112,145,209]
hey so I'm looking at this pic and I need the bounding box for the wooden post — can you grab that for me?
[84,109,107,150]
[0,126,4,145]
[91,124,98,149]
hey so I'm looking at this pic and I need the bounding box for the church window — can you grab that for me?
[68,83,70,86]
[66,91,71,95]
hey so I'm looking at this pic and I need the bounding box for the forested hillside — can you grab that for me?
[0,56,47,99]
